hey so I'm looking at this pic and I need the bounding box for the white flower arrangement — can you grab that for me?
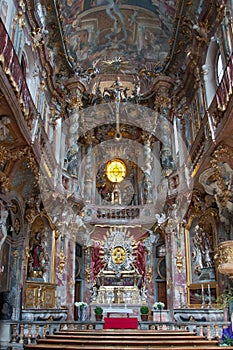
[74,301,88,309]
[153,301,165,310]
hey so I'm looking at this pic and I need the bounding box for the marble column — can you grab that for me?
[143,135,153,204]
[64,78,85,179]
[153,77,174,176]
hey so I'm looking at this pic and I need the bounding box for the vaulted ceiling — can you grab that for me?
[38,0,221,95]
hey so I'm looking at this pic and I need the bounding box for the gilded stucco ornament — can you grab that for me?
[14,11,26,28]
[31,28,44,51]
[85,265,91,284]
[0,145,9,166]
[104,228,135,276]
[0,172,11,192]
[154,95,171,110]
[176,249,183,273]
[213,144,233,163]
[147,266,152,284]
[59,250,66,273]
[0,145,39,191]
[210,159,232,208]
[68,96,83,110]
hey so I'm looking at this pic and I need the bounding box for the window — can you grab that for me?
[216,52,224,84]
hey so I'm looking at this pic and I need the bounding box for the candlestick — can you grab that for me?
[180,292,183,308]
[201,284,205,308]
[208,284,212,308]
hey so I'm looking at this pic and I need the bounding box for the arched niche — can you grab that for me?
[185,209,218,307]
[24,213,58,309]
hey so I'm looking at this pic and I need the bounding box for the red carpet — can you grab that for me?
[103,317,138,329]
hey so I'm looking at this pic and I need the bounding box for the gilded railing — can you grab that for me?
[0,19,35,128]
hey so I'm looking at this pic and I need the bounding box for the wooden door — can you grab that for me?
[74,281,81,320]
[158,281,167,308]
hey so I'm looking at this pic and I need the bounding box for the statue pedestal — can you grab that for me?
[152,310,170,322]
[21,308,68,321]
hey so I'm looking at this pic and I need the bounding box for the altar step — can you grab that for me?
[25,329,233,349]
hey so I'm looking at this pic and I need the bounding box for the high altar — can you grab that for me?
[87,226,152,317]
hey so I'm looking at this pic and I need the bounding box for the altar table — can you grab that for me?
[103,317,138,329]
[104,307,133,318]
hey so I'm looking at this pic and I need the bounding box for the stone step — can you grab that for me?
[32,338,221,347]
[49,333,206,340]
[24,328,230,350]
[25,344,233,350]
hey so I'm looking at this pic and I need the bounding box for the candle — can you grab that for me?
[208,284,211,295]
[201,284,204,294]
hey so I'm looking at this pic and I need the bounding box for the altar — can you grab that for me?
[90,304,140,321]
[89,228,149,317]
[104,307,133,317]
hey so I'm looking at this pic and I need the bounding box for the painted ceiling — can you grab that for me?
[58,0,176,68]
[37,0,221,94]
[41,0,191,86]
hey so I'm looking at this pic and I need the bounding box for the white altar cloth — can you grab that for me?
[104,307,133,317]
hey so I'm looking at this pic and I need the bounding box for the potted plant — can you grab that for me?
[94,306,103,321]
[140,305,149,321]
[217,288,233,320]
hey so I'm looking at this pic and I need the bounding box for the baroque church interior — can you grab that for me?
[0,0,233,348]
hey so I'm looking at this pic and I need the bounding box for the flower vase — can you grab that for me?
[78,307,86,321]
[158,305,164,322]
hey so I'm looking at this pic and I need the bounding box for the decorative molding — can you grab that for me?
[59,250,66,274]
[176,249,183,274]
[0,145,39,191]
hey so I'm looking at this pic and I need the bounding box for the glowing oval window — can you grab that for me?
[106,159,126,183]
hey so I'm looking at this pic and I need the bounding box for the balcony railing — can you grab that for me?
[83,204,157,225]
[0,19,35,128]
[0,18,58,182]
[216,53,233,112]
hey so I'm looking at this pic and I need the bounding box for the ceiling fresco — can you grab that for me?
[38,0,222,93]
[57,0,177,71]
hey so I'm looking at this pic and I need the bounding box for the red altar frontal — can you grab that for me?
[104,317,138,329]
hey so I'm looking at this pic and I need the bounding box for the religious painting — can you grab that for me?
[27,215,55,283]
[0,241,10,293]
[188,284,217,308]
